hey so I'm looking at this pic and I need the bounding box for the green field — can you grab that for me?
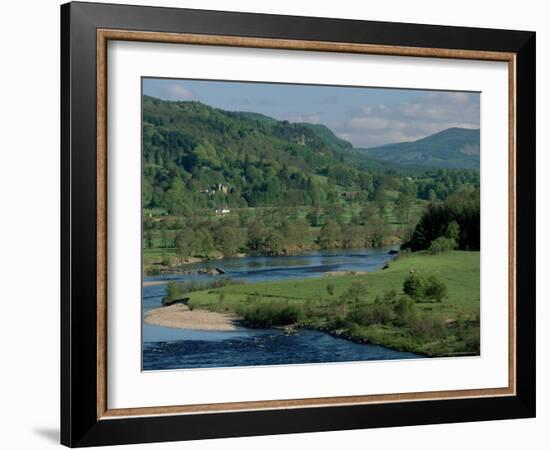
[183,251,480,357]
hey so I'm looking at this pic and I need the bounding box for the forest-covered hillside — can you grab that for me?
[143,95,365,213]
[142,96,479,214]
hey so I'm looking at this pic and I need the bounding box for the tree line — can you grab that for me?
[403,188,480,252]
[144,204,398,261]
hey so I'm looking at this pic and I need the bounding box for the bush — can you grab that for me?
[403,274,426,301]
[340,280,367,303]
[164,281,182,304]
[424,275,447,302]
[394,295,416,325]
[381,289,399,303]
[462,331,481,354]
[403,273,447,303]
[410,315,447,339]
[348,303,393,326]
[428,236,457,254]
[236,299,304,327]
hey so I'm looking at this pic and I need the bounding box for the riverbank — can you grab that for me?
[144,246,399,275]
[143,280,169,287]
[144,304,239,331]
[184,251,480,357]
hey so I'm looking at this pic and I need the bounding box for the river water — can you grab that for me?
[143,247,422,370]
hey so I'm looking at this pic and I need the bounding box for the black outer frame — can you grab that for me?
[61,1,536,447]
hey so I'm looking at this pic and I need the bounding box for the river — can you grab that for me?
[142,247,422,370]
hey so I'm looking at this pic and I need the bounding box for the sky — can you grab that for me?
[143,78,480,148]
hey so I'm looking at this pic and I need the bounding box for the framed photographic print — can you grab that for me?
[61,1,536,447]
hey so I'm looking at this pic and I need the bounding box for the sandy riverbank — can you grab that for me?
[144,304,238,331]
[143,280,169,287]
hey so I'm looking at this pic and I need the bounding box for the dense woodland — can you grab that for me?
[142,95,480,267]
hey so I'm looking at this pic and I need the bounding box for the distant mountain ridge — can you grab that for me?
[363,128,480,170]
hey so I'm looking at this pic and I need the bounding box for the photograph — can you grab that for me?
[141,78,481,371]
[56,2,537,446]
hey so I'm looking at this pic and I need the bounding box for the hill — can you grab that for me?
[362,128,480,170]
[142,96,393,213]
[298,123,353,152]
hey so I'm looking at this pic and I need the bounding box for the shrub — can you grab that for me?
[424,276,447,302]
[326,283,335,296]
[163,281,182,304]
[403,273,426,301]
[428,236,457,254]
[410,315,447,339]
[161,251,171,267]
[340,280,367,302]
[348,303,393,326]
[381,289,398,304]
[236,299,304,327]
[403,273,447,303]
[462,331,481,354]
[339,281,368,312]
[394,295,416,325]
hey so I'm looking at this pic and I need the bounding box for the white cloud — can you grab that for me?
[159,83,196,101]
[332,91,480,147]
[286,112,323,124]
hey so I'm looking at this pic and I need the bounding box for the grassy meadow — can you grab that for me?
[179,251,480,357]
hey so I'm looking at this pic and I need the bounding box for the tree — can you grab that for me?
[372,182,387,217]
[265,230,286,255]
[404,189,480,251]
[357,171,374,193]
[359,202,377,225]
[428,236,457,254]
[165,178,190,215]
[403,273,447,302]
[176,230,195,260]
[217,226,246,256]
[318,219,341,249]
[306,208,323,227]
[341,224,363,248]
[142,179,153,207]
[145,230,153,249]
[403,273,426,301]
[160,229,168,248]
[324,203,345,224]
[194,229,215,258]
[395,185,415,224]
[365,214,390,247]
[288,219,310,249]
[445,220,460,241]
[246,220,265,251]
